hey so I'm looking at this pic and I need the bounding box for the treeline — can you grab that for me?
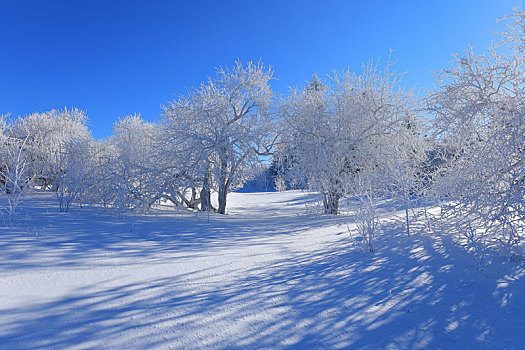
[1,11,524,254]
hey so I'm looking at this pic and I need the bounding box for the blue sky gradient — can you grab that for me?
[1,0,522,138]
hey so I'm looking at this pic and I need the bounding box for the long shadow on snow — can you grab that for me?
[1,221,524,349]
[0,191,344,270]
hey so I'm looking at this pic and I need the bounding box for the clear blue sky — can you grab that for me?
[0,0,522,139]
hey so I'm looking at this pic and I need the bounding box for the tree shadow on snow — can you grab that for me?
[0,191,343,271]
[1,222,524,349]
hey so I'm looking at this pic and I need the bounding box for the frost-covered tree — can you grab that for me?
[383,116,430,236]
[103,115,163,215]
[158,112,212,211]
[88,140,118,209]
[0,114,8,183]
[280,59,423,215]
[279,74,349,214]
[429,11,525,252]
[9,108,91,189]
[163,61,275,214]
[52,138,96,212]
[0,137,29,226]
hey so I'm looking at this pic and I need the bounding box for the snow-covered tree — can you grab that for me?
[87,140,118,209]
[52,138,96,212]
[103,115,163,215]
[429,11,525,252]
[0,114,8,179]
[0,137,29,226]
[163,61,275,214]
[9,108,91,189]
[383,116,430,236]
[280,59,423,215]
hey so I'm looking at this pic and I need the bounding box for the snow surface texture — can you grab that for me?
[1,191,524,349]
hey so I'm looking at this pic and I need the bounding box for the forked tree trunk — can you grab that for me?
[323,192,340,214]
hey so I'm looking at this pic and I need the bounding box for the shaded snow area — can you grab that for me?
[1,191,524,349]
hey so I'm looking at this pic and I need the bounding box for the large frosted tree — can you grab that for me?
[429,11,525,251]
[280,60,423,214]
[163,61,275,214]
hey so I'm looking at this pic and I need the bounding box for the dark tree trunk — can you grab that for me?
[217,157,229,214]
[187,186,198,210]
[200,187,211,211]
[218,184,227,214]
[200,182,211,211]
[323,192,340,214]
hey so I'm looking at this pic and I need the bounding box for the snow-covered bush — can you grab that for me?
[352,175,382,252]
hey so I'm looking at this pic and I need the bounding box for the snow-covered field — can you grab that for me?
[1,190,524,349]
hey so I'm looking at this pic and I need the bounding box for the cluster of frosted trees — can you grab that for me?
[1,11,524,254]
[0,62,276,219]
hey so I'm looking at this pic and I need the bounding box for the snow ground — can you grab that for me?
[1,190,524,349]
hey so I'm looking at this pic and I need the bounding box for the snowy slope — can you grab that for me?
[1,191,524,349]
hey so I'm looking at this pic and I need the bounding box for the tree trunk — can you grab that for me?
[405,205,410,236]
[200,166,212,211]
[187,186,198,210]
[404,191,411,236]
[323,192,339,214]
[200,182,211,211]
[217,157,229,214]
[218,184,227,214]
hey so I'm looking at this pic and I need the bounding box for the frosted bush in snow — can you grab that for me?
[354,194,380,252]
[349,173,383,252]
